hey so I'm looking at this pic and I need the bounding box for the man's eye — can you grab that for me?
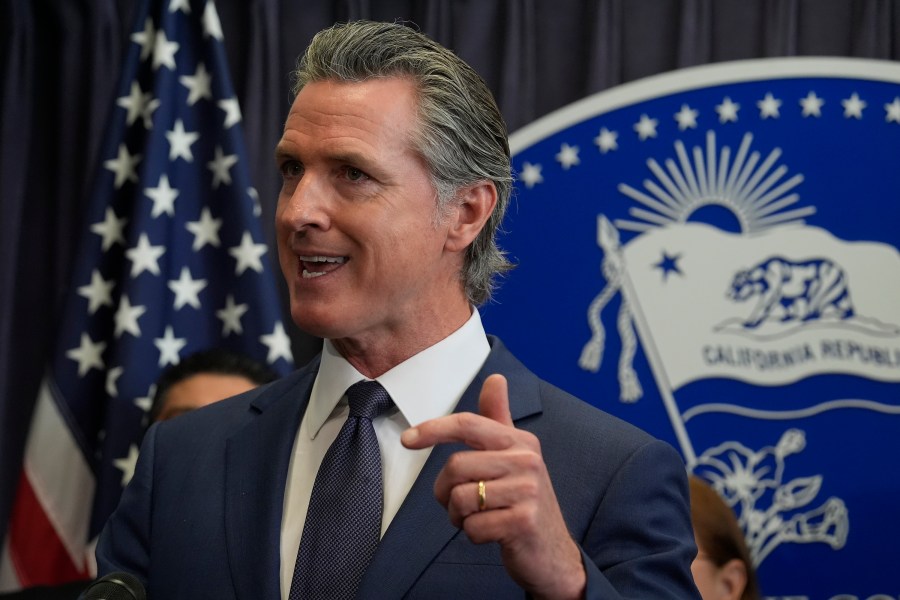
[345,167,367,181]
[280,161,303,178]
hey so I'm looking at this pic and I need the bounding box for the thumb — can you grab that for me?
[479,374,513,426]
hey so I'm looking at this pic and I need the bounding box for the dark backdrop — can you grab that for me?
[2,0,899,553]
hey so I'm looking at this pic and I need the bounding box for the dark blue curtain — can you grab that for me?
[2,0,899,558]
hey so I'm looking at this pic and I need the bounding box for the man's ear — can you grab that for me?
[717,558,749,600]
[444,181,497,252]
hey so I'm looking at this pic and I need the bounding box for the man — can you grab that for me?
[0,350,276,600]
[150,348,279,422]
[97,21,700,599]
[689,476,760,600]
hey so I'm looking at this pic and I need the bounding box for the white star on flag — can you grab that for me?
[757,93,782,118]
[519,162,543,188]
[152,29,180,70]
[117,81,153,126]
[154,326,187,367]
[168,267,208,310]
[186,207,223,250]
[130,18,155,61]
[78,270,116,314]
[218,98,242,128]
[229,232,268,275]
[125,233,166,277]
[842,93,866,118]
[90,207,128,251]
[633,114,658,140]
[169,0,191,14]
[203,1,224,39]
[674,104,699,130]
[555,144,580,169]
[105,366,124,398]
[248,187,262,217]
[134,385,156,413]
[260,322,293,364]
[166,119,200,161]
[146,174,180,218]
[113,444,141,487]
[104,144,142,189]
[217,294,249,335]
[800,91,824,117]
[179,63,213,106]
[114,294,147,338]
[66,333,106,377]
[208,146,239,189]
[716,97,740,123]
[141,96,161,129]
[594,128,618,153]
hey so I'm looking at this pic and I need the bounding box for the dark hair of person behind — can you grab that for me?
[150,348,278,422]
[689,476,761,600]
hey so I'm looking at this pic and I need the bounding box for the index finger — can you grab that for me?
[479,374,512,426]
[401,410,518,452]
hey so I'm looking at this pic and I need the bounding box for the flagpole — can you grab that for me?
[618,265,697,466]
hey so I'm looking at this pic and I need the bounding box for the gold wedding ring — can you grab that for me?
[477,480,487,511]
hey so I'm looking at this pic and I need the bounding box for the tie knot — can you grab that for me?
[346,380,393,420]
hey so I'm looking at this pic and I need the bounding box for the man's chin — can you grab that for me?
[291,307,345,340]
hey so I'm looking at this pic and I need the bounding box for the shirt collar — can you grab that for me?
[307,309,491,438]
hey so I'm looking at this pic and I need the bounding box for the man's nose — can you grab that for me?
[279,173,331,232]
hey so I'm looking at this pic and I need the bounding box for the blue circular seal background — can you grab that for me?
[482,58,900,599]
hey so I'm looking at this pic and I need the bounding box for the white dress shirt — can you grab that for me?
[279,309,491,598]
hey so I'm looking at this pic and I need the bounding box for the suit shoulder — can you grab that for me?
[487,336,664,455]
[534,377,660,451]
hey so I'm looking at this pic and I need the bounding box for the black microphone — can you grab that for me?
[78,572,146,600]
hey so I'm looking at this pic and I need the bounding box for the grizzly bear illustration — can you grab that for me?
[728,257,855,328]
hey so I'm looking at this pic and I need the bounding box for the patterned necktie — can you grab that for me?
[289,380,394,600]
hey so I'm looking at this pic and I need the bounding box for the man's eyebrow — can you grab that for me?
[330,151,372,167]
[273,146,380,174]
[274,144,295,162]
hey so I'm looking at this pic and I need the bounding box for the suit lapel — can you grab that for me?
[357,337,542,598]
[224,368,316,600]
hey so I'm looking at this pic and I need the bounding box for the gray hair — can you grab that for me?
[291,20,513,306]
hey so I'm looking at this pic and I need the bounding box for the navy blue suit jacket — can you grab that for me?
[96,337,700,598]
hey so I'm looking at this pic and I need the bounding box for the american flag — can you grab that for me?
[0,0,292,588]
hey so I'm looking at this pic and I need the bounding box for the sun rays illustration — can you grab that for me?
[615,131,815,233]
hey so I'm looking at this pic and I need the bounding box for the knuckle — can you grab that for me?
[448,484,470,507]
[445,452,466,473]
[518,477,541,501]
[517,450,544,474]
[520,505,541,531]
[457,412,478,429]
[463,520,491,545]
[521,430,541,451]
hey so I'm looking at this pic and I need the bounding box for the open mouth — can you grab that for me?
[299,255,347,278]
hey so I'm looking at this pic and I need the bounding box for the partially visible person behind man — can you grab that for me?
[0,349,277,600]
[151,348,279,422]
[96,20,701,599]
[690,475,761,600]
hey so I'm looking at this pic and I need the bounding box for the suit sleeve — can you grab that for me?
[580,439,701,599]
[94,422,159,588]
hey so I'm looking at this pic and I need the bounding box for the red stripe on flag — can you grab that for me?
[7,471,90,587]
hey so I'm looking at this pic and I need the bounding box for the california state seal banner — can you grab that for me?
[481,58,900,599]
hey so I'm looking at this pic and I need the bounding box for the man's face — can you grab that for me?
[157,373,258,421]
[274,77,465,350]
